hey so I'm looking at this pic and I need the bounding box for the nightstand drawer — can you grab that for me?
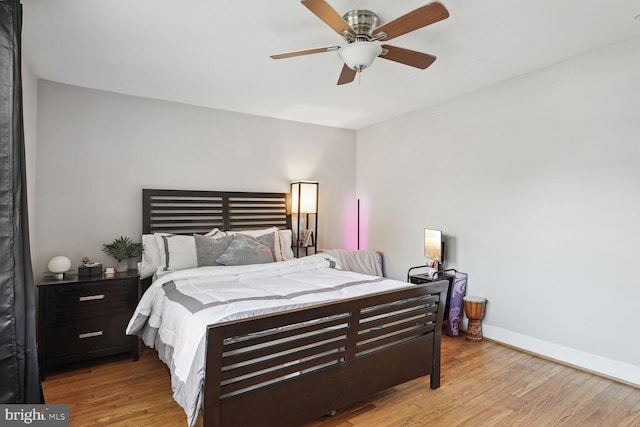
[45,313,132,358]
[47,281,131,321]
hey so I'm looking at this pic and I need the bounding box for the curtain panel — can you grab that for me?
[0,0,42,403]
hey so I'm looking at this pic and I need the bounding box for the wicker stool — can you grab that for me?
[463,296,487,342]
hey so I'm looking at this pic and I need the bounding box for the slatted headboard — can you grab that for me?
[142,189,291,235]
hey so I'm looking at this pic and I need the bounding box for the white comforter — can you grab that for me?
[126,254,411,426]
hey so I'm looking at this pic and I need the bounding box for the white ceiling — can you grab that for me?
[21,0,640,130]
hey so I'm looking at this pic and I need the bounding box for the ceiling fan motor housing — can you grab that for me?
[343,10,380,39]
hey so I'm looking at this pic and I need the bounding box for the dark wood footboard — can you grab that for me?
[202,280,448,427]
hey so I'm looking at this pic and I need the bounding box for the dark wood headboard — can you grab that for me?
[142,189,291,235]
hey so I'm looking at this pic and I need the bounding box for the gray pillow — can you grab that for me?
[252,232,277,261]
[194,234,233,266]
[216,234,274,266]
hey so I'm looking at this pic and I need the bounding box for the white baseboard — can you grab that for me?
[482,324,640,387]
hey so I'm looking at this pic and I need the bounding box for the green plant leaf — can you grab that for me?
[102,236,144,262]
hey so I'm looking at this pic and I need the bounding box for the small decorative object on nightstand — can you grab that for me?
[37,269,140,379]
[78,257,102,279]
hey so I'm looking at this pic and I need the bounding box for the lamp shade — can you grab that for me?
[291,181,318,214]
[338,41,382,71]
[48,255,72,274]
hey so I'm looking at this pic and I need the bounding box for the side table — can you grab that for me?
[37,270,139,379]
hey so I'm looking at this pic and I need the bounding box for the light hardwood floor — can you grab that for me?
[41,334,640,426]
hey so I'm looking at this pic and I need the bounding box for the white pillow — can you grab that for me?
[140,234,163,279]
[278,229,295,260]
[154,233,197,273]
[204,228,226,238]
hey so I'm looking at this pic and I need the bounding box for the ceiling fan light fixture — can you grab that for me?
[338,41,382,71]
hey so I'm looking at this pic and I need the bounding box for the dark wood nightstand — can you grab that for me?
[37,270,139,379]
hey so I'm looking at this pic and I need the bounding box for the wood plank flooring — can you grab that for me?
[41,334,640,426]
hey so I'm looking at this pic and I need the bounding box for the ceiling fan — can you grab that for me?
[270,0,450,85]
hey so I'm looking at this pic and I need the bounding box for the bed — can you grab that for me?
[129,189,449,427]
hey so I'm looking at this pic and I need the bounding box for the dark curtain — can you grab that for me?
[0,0,42,403]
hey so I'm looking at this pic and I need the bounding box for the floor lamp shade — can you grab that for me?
[290,181,319,257]
[291,181,318,214]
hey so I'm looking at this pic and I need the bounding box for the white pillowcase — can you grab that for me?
[278,229,295,260]
[140,234,163,279]
[204,228,227,238]
[154,234,197,274]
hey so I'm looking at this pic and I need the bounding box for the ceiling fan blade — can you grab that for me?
[337,64,357,85]
[271,46,339,60]
[301,0,356,40]
[379,45,436,69]
[373,2,449,42]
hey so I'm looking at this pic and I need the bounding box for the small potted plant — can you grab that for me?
[102,236,144,272]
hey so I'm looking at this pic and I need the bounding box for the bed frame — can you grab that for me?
[142,189,448,427]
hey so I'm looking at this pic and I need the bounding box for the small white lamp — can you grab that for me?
[48,255,72,280]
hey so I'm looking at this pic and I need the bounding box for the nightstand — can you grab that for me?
[37,270,139,379]
[410,269,470,338]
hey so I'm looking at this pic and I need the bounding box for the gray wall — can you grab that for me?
[357,36,640,384]
[34,81,356,276]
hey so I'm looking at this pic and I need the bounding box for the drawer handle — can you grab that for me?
[79,331,103,339]
[79,294,105,302]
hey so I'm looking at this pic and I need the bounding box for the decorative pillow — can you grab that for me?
[251,232,279,261]
[201,226,295,261]
[278,229,295,260]
[155,233,197,273]
[140,234,163,279]
[194,234,233,266]
[207,227,283,262]
[216,234,274,266]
